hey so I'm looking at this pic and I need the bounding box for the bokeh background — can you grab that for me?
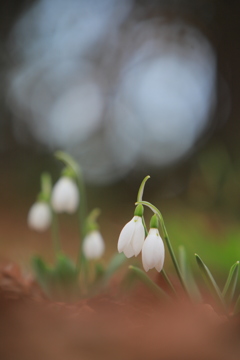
[0,0,240,283]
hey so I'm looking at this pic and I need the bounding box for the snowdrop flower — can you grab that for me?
[51,176,79,213]
[117,205,145,258]
[142,215,165,272]
[82,230,105,259]
[27,202,52,231]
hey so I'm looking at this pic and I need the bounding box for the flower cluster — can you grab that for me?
[28,176,80,233]
[118,207,165,273]
[27,162,105,261]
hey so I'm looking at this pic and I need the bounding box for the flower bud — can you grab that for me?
[82,230,105,259]
[51,177,79,213]
[27,202,52,232]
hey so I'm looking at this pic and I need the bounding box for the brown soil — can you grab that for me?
[0,262,239,360]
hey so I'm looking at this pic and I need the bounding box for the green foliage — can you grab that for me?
[128,266,170,300]
[195,254,226,311]
[32,254,79,301]
[222,261,239,307]
[178,246,201,302]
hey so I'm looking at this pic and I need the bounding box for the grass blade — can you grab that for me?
[178,246,201,301]
[222,261,239,306]
[102,253,126,284]
[233,295,240,315]
[128,265,170,300]
[195,254,226,310]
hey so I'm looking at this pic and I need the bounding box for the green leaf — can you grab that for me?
[222,261,239,306]
[137,175,150,202]
[54,254,78,284]
[32,256,52,293]
[32,255,79,301]
[104,252,126,281]
[128,266,170,300]
[178,246,201,301]
[195,254,226,310]
[95,263,105,282]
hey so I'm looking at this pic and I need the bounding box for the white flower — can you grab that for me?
[142,228,165,272]
[27,202,52,232]
[117,216,145,258]
[51,177,79,213]
[82,230,105,259]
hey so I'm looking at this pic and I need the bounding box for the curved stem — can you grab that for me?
[137,176,150,202]
[51,211,61,258]
[54,151,88,272]
[75,169,87,272]
[136,200,191,299]
[162,269,178,297]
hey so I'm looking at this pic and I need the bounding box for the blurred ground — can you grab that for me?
[0,272,239,360]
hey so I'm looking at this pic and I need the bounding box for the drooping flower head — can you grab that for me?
[83,230,105,259]
[27,202,52,232]
[142,214,165,272]
[117,204,145,258]
[51,176,79,214]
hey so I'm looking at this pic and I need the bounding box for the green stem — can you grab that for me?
[76,169,87,272]
[129,265,170,300]
[51,211,61,258]
[162,269,178,297]
[136,200,190,299]
[141,216,148,237]
[137,175,150,202]
[54,151,88,272]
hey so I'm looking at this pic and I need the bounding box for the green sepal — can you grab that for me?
[150,214,159,229]
[134,204,144,217]
[195,254,226,311]
[37,194,50,203]
[222,261,239,306]
[61,166,76,179]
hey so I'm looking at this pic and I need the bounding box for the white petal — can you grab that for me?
[142,247,150,272]
[117,217,135,253]
[83,231,105,259]
[27,202,52,232]
[51,177,79,213]
[142,228,164,271]
[123,242,135,258]
[142,233,157,268]
[131,219,145,256]
[154,238,165,272]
